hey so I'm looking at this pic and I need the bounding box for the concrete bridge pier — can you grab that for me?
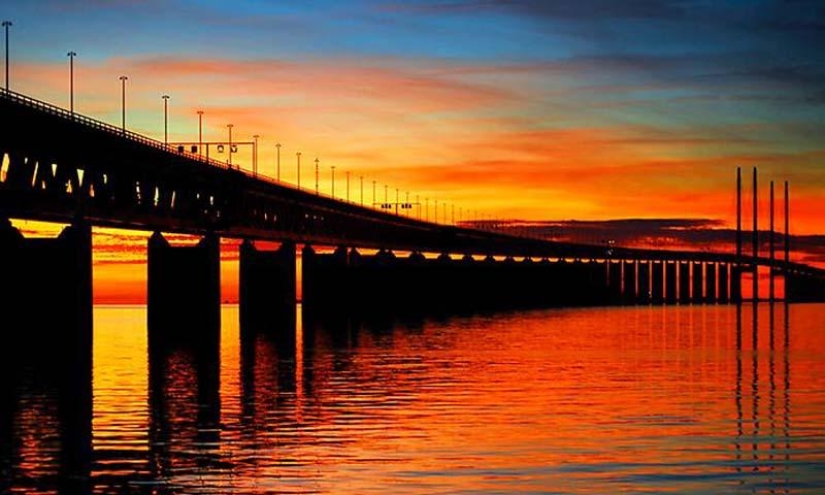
[718,263,730,303]
[678,262,691,304]
[608,261,622,304]
[0,218,93,492]
[705,263,717,302]
[301,244,353,312]
[651,262,664,303]
[622,260,636,304]
[0,218,92,360]
[786,272,825,302]
[239,240,296,333]
[731,265,743,303]
[148,232,220,344]
[638,261,651,303]
[665,262,677,304]
[692,262,704,303]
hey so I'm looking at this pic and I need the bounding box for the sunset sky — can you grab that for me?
[3,0,824,301]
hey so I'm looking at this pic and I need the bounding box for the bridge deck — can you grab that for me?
[0,89,822,278]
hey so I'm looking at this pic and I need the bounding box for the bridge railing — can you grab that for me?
[0,88,241,170]
[3,89,506,234]
[2,89,482,225]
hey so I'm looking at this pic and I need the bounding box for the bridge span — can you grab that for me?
[1,87,824,339]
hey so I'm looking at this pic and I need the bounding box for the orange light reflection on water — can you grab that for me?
[63,304,823,492]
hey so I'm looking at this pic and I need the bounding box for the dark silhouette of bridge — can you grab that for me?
[1,87,824,337]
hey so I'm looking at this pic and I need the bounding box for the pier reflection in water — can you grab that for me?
[1,303,825,493]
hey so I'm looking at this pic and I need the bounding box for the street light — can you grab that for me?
[226,124,234,167]
[119,75,128,131]
[331,165,336,198]
[276,143,281,181]
[253,134,260,177]
[296,152,301,188]
[196,110,204,155]
[2,21,11,92]
[314,157,319,195]
[372,180,376,208]
[161,95,170,145]
[67,51,76,113]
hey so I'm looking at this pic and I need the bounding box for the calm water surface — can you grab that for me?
[2,303,825,493]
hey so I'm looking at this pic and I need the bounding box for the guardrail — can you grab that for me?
[0,88,237,169]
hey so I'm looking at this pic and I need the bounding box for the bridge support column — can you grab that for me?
[731,265,743,303]
[148,232,220,342]
[665,262,677,304]
[785,271,825,302]
[0,219,93,491]
[608,261,622,304]
[705,263,717,303]
[0,218,92,354]
[638,261,651,303]
[678,262,691,304]
[692,262,704,303]
[651,262,664,303]
[239,240,296,332]
[301,245,352,312]
[622,260,636,304]
[718,263,730,303]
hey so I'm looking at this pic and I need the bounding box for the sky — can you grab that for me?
[2,0,824,301]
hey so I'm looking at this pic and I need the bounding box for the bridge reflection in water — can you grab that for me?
[2,303,823,493]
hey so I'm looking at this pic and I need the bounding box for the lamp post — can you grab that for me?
[372,180,376,208]
[331,165,336,197]
[296,152,301,188]
[226,124,234,167]
[196,110,204,155]
[425,198,429,221]
[276,143,281,181]
[67,51,76,113]
[253,134,260,177]
[314,157,319,195]
[2,21,11,92]
[119,75,128,131]
[161,95,170,145]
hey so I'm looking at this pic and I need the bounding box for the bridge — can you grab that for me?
[1,87,824,340]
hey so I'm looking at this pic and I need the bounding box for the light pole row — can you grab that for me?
[0,20,490,229]
[3,20,11,92]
